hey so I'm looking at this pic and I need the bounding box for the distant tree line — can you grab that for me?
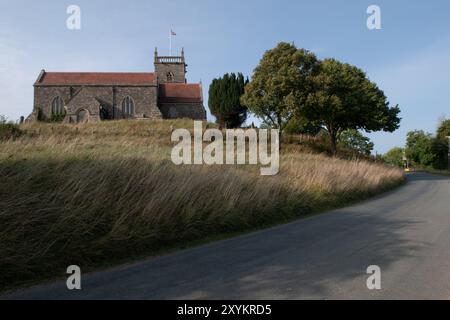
[384,119,450,170]
[208,42,400,156]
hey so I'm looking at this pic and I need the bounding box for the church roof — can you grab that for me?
[159,83,203,104]
[36,71,156,85]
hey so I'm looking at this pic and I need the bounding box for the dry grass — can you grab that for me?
[0,120,404,290]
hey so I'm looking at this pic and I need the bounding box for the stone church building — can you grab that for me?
[29,49,206,123]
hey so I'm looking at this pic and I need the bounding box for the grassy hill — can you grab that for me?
[0,120,404,290]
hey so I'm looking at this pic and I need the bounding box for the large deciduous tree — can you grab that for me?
[208,73,248,128]
[284,115,322,135]
[300,59,401,155]
[240,42,319,135]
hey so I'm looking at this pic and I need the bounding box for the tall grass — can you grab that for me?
[0,115,22,141]
[0,120,404,290]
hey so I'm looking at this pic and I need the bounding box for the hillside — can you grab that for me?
[0,120,404,290]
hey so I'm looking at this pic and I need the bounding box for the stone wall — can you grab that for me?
[115,86,161,119]
[155,63,186,84]
[159,103,206,120]
[67,87,111,114]
[34,86,73,121]
[33,85,161,122]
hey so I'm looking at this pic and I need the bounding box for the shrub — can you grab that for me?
[50,112,66,123]
[0,116,22,141]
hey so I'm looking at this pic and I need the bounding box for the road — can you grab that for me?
[3,172,450,300]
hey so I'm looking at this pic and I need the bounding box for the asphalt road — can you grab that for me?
[3,172,450,300]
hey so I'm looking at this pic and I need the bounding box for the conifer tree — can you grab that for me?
[209,73,248,128]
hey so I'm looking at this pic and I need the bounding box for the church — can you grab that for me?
[28,48,206,123]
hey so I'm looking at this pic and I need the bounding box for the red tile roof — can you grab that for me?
[159,83,203,104]
[37,72,155,85]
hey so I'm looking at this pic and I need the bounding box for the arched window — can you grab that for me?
[166,72,174,82]
[51,96,64,115]
[121,96,135,116]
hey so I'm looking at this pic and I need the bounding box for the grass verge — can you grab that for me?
[0,120,405,291]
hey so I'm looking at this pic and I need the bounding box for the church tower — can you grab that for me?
[154,47,187,84]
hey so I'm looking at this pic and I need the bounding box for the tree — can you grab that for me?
[300,59,401,155]
[339,129,374,156]
[384,147,405,167]
[405,130,436,167]
[284,115,322,135]
[437,119,450,140]
[433,119,450,169]
[209,73,248,128]
[241,42,319,135]
[404,121,450,170]
[431,138,448,169]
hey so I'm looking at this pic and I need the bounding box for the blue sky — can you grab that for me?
[1,0,449,153]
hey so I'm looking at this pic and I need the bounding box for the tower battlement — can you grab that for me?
[154,48,187,84]
[156,56,184,63]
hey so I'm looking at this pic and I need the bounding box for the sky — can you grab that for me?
[1,0,449,153]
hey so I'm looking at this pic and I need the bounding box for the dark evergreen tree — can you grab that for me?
[209,73,248,128]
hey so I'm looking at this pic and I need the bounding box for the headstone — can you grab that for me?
[77,109,89,123]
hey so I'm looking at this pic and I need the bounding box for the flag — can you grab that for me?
[171,29,177,36]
